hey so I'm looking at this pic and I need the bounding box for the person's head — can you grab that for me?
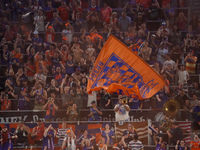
[47,130,54,138]
[128,124,133,131]
[122,11,127,18]
[180,140,185,147]
[50,92,56,99]
[64,86,70,94]
[194,134,199,141]
[3,94,8,100]
[61,0,66,7]
[83,130,88,136]
[180,64,185,71]
[179,89,185,96]
[56,66,61,73]
[172,122,179,128]
[2,126,8,133]
[18,121,24,127]
[36,82,43,89]
[3,44,8,50]
[167,64,172,70]
[37,120,42,126]
[76,67,81,74]
[105,124,110,130]
[100,137,105,144]
[103,2,108,7]
[133,134,138,141]
[118,95,123,103]
[91,100,96,107]
[112,12,117,18]
[62,122,67,129]
[51,79,56,86]
[47,0,52,6]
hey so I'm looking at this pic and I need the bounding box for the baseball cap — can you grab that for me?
[162,22,167,26]
[33,31,39,34]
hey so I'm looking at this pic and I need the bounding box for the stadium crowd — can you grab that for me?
[0,0,200,149]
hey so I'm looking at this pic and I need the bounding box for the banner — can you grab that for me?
[87,35,166,99]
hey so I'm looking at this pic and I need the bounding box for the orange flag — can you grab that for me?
[87,35,166,99]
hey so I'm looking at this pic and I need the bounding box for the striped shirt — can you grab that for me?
[56,128,69,141]
[128,140,144,150]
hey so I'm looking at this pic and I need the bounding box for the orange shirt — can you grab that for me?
[45,50,54,65]
[190,141,200,150]
[35,61,47,73]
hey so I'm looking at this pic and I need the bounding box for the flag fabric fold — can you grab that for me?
[87,35,166,99]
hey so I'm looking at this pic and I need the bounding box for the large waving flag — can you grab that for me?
[87,35,166,99]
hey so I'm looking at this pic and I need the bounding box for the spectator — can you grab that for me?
[9,88,30,110]
[14,34,25,53]
[31,120,45,146]
[140,40,152,63]
[153,134,166,150]
[118,11,131,32]
[191,100,200,131]
[163,54,176,70]
[114,95,130,122]
[61,127,76,150]
[72,12,83,32]
[14,121,30,148]
[161,64,175,85]
[28,30,43,52]
[175,140,187,150]
[43,96,58,121]
[42,124,56,150]
[105,11,118,28]
[57,0,70,23]
[53,66,65,85]
[30,0,42,17]
[102,123,115,145]
[4,25,14,42]
[72,68,84,82]
[71,43,84,64]
[184,50,197,74]
[33,62,47,85]
[62,22,74,44]
[129,97,142,109]
[77,129,95,146]
[176,63,189,90]
[123,124,137,144]
[166,122,183,145]
[45,23,55,43]
[88,100,102,121]
[99,89,112,109]
[47,79,59,97]
[31,82,47,110]
[56,122,69,146]
[190,134,200,149]
[87,14,101,31]
[0,44,10,65]
[0,94,11,110]
[147,1,161,20]
[157,42,169,65]
[44,0,56,22]
[66,99,78,121]
[100,2,112,22]
[0,126,13,150]
[156,84,169,109]
[156,22,170,38]
[113,137,127,150]
[34,10,45,32]
[24,59,36,83]
[97,135,109,150]
[50,12,63,32]
[128,134,144,150]
[88,0,99,13]
[136,0,152,9]
[176,12,188,31]
[189,82,200,98]
[81,138,94,150]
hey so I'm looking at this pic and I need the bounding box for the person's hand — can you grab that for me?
[176,140,180,145]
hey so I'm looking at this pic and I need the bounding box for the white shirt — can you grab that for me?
[62,29,73,43]
[178,70,189,84]
[163,60,176,70]
[114,104,130,122]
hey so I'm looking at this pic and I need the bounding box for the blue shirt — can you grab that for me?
[88,107,101,121]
